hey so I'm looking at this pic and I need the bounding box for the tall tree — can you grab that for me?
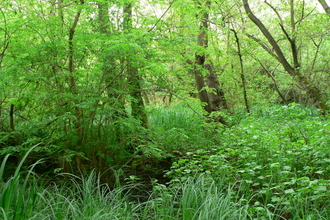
[242,0,328,112]
[123,2,149,128]
[194,1,227,124]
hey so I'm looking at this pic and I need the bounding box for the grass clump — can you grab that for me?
[135,175,249,220]
[0,146,137,220]
[147,103,217,153]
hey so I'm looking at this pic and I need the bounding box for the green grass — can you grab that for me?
[147,103,217,152]
[147,103,203,131]
[2,103,330,219]
[0,148,137,219]
[0,149,248,220]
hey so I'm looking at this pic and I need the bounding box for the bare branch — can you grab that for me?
[148,1,175,32]
[264,1,283,25]
[244,33,278,60]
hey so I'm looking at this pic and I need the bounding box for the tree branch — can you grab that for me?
[244,33,278,60]
[148,1,175,32]
[318,0,330,14]
[264,1,283,25]
[242,0,295,76]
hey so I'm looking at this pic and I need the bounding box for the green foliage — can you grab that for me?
[0,0,171,176]
[166,104,330,219]
[147,104,216,153]
[0,148,248,220]
[1,0,330,217]
[1,104,330,219]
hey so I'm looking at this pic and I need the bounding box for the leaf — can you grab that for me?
[284,188,295,194]
[315,186,327,192]
[270,162,280,168]
[283,166,291,171]
[271,196,282,202]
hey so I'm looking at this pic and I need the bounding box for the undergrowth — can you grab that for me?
[1,103,330,219]
[165,103,330,219]
[0,146,247,220]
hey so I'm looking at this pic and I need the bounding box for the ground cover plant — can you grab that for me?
[165,103,330,219]
[1,103,330,219]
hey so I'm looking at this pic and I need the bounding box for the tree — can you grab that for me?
[242,0,328,112]
[230,28,250,113]
[318,0,330,14]
[123,2,149,128]
[194,1,228,124]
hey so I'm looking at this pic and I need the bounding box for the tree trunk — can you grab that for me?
[9,104,14,131]
[204,64,228,111]
[318,0,330,14]
[123,3,149,128]
[242,0,328,113]
[65,0,85,172]
[194,1,227,124]
[231,29,250,113]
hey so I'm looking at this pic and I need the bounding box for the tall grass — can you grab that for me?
[147,104,214,152]
[148,104,203,131]
[133,175,249,220]
[1,147,249,220]
[0,144,42,220]
[0,145,136,220]
[35,173,137,220]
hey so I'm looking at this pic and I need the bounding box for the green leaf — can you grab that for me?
[284,188,295,194]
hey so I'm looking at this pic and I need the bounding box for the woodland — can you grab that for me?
[1,0,330,219]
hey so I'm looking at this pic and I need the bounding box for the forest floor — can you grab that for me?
[1,103,330,219]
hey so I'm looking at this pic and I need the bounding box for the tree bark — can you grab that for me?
[9,104,14,131]
[194,1,227,124]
